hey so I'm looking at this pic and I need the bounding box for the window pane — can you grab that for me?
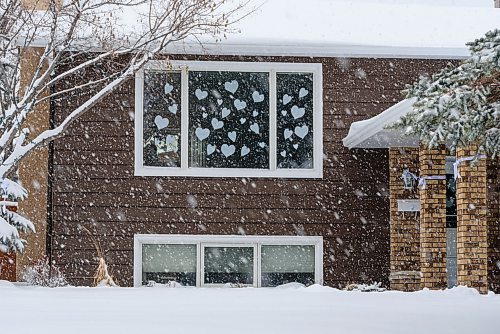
[276,73,314,169]
[142,244,196,286]
[188,71,269,169]
[261,245,315,287]
[143,71,182,167]
[446,174,457,228]
[204,246,254,284]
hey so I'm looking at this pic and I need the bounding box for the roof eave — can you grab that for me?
[342,98,419,149]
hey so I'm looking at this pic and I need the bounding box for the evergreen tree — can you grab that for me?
[0,179,35,252]
[391,29,499,158]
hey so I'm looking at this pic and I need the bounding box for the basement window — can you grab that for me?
[134,61,323,178]
[134,235,323,288]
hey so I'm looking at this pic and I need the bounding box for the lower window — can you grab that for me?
[134,235,323,287]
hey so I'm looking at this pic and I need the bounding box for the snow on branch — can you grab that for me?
[0,0,249,253]
[389,29,500,158]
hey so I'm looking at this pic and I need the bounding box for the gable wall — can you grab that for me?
[49,55,451,287]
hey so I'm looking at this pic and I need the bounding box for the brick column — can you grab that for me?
[419,145,447,289]
[456,146,488,294]
[388,148,421,291]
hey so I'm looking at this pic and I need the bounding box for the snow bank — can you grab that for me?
[0,285,498,334]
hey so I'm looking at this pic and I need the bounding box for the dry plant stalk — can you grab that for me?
[81,225,118,287]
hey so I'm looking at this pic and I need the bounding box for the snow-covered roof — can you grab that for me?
[27,1,500,59]
[173,0,500,58]
[342,98,418,149]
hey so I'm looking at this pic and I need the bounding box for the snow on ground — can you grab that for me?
[1,282,499,334]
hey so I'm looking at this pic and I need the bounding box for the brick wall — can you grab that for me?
[388,147,421,291]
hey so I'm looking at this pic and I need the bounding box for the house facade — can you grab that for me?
[1,1,499,293]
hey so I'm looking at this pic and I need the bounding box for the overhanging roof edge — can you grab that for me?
[342,98,418,149]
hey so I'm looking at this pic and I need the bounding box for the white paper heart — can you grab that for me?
[168,104,178,114]
[202,112,208,118]
[228,131,237,142]
[217,99,223,105]
[195,127,210,141]
[299,88,309,99]
[250,123,259,134]
[241,145,250,157]
[154,115,169,130]
[165,135,176,144]
[211,118,224,130]
[221,108,231,118]
[253,110,259,117]
[281,110,287,116]
[280,150,287,158]
[234,99,247,111]
[224,80,239,94]
[294,125,309,139]
[195,89,208,100]
[293,143,299,150]
[258,142,266,148]
[291,105,305,119]
[240,118,247,124]
[252,91,264,103]
[164,83,173,94]
[165,135,179,152]
[221,144,236,157]
[283,94,292,105]
[207,144,216,155]
[284,128,293,140]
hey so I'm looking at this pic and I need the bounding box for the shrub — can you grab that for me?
[21,257,68,287]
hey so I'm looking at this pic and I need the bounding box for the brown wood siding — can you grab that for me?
[50,56,452,287]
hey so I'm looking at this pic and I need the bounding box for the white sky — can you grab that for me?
[344,0,494,7]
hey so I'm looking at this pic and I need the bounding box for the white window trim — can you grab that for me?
[133,234,324,288]
[134,60,323,178]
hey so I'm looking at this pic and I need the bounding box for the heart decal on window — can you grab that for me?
[291,105,305,119]
[294,125,309,139]
[195,127,210,141]
[211,118,224,130]
[252,91,264,103]
[221,108,231,118]
[224,80,239,94]
[164,83,173,94]
[221,144,236,157]
[282,94,292,105]
[207,144,216,155]
[241,146,250,156]
[250,123,259,134]
[234,99,247,111]
[154,115,169,130]
[195,89,208,100]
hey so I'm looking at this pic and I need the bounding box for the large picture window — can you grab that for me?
[135,61,323,178]
[133,235,323,288]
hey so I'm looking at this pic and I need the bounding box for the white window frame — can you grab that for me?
[133,234,323,288]
[134,60,323,178]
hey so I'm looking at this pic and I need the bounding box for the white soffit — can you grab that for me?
[342,98,418,149]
